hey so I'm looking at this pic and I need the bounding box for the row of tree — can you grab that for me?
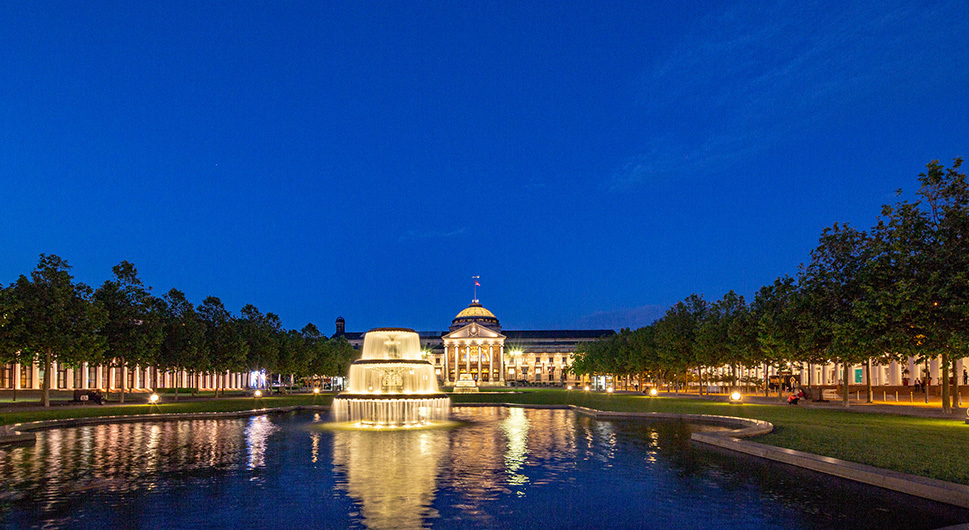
[572,158,969,413]
[0,257,355,406]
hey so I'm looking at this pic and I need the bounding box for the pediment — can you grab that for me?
[444,322,505,340]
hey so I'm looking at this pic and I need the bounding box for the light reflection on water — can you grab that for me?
[0,408,967,529]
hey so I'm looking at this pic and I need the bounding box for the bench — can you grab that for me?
[72,389,104,405]
[820,389,839,401]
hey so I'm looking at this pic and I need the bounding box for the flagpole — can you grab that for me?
[472,275,480,302]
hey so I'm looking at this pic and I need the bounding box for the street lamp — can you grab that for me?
[729,391,744,404]
[649,388,658,397]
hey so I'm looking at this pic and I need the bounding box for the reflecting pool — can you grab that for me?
[1,407,967,529]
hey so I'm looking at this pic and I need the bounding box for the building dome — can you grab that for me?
[451,301,500,332]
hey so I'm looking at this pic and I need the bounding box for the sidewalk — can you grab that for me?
[662,389,969,420]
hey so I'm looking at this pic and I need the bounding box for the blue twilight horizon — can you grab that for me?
[1,1,966,333]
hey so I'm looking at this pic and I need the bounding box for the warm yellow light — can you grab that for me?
[649,388,658,396]
[730,391,743,403]
[254,390,262,398]
[584,385,590,391]
[149,393,159,403]
[567,385,573,390]
[606,387,614,393]
[313,387,320,394]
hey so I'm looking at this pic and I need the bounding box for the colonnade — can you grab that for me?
[0,361,249,392]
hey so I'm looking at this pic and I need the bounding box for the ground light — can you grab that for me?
[253,390,262,403]
[729,391,744,404]
[649,388,658,397]
[567,385,573,391]
[148,393,160,412]
[606,387,614,394]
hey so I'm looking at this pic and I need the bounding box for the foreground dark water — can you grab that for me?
[1,407,967,529]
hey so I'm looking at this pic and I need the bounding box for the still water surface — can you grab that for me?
[1,407,967,529]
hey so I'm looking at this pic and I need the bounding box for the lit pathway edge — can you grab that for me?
[0,405,331,445]
[457,403,969,509]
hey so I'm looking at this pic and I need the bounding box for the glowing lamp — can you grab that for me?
[567,385,573,390]
[729,391,743,404]
[649,388,658,397]
[606,387,614,393]
[313,387,320,394]
[149,393,159,403]
[254,390,262,398]
[584,385,590,391]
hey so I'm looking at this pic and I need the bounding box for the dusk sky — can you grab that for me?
[2,1,967,333]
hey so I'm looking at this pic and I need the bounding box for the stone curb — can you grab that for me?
[0,405,331,446]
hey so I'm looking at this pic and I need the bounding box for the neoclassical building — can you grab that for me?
[333,299,615,386]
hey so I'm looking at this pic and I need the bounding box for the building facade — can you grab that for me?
[333,299,616,386]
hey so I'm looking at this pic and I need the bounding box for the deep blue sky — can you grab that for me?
[2,1,967,333]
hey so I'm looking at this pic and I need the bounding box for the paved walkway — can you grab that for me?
[654,389,969,420]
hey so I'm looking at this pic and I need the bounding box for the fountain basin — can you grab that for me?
[333,328,451,427]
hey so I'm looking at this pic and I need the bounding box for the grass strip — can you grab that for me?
[0,395,334,427]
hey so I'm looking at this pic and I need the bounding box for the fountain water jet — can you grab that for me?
[332,328,450,427]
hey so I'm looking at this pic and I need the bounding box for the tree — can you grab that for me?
[0,283,30,401]
[7,255,106,406]
[159,289,206,400]
[654,294,707,394]
[197,296,248,397]
[799,223,871,407]
[239,304,282,384]
[697,290,746,389]
[94,261,163,403]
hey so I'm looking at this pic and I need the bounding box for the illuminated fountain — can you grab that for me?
[332,328,450,427]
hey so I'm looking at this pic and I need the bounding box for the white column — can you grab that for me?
[443,343,449,384]
[499,344,505,384]
[13,363,21,390]
[476,343,482,383]
[66,367,75,390]
[32,363,41,389]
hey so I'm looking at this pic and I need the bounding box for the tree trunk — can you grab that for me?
[842,362,850,408]
[808,363,814,387]
[763,363,769,397]
[941,353,951,414]
[865,358,873,403]
[697,367,703,396]
[42,348,52,407]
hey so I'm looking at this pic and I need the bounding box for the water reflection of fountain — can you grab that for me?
[332,328,450,427]
[331,428,448,529]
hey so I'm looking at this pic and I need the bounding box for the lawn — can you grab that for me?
[0,394,334,427]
